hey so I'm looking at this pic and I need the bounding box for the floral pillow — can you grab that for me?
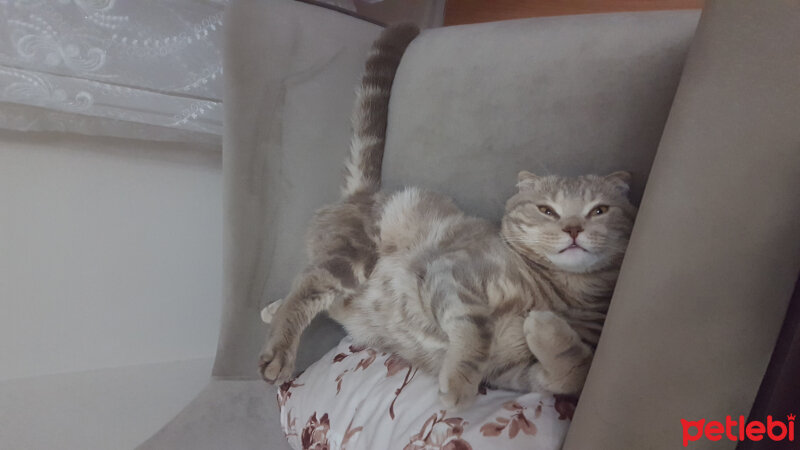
[277,337,577,450]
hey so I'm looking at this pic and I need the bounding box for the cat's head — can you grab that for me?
[501,171,637,273]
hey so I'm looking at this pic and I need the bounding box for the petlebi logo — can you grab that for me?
[681,414,795,447]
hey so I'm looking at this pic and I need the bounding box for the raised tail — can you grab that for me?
[341,23,420,198]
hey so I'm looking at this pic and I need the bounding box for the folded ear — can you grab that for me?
[517,170,540,190]
[605,171,632,195]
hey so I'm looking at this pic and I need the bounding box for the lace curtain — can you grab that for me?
[0,0,227,146]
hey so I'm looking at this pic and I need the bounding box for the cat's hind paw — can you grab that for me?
[438,369,479,412]
[438,382,478,412]
[258,342,295,384]
[524,310,580,358]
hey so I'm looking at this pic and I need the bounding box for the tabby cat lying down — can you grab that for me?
[259,24,637,411]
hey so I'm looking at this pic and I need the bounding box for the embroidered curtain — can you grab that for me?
[0,0,226,145]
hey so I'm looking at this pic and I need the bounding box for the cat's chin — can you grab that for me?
[546,249,602,273]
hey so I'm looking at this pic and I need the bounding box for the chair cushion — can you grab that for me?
[278,337,576,450]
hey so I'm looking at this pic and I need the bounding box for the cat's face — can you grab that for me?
[501,172,637,273]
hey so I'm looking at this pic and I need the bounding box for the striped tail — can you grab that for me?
[341,23,420,198]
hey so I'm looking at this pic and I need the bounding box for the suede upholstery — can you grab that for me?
[139,1,800,449]
[564,2,800,448]
[214,0,381,380]
[383,11,699,224]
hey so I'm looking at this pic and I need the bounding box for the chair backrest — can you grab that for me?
[222,0,700,379]
[383,11,700,218]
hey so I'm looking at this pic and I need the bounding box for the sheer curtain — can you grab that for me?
[0,0,440,146]
[0,0,227,145]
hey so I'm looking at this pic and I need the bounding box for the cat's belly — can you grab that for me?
[348,321,447,373]
[327,241,533,375]
[336,304,532,377]
[330,261,449,373]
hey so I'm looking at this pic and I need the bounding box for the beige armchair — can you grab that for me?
[139,1,800,448]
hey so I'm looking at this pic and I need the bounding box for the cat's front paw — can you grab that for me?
[438,369,479,412]
[258,341,295,384]
[524,310,579,356]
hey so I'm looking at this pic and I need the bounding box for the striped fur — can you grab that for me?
[342,23,419,197]
[259,26,637,412]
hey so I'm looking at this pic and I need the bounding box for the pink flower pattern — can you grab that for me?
[404,411,473,450]
[554,394,578,420]
[300,412,331,450]
[385,354,418,419]
[278,339,572,450]
[332,345,379,394]
[278,378,304,407]
[479,401,539,438]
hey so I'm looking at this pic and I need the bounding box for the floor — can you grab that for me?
[444,0,704,25]
[0,358,213,450]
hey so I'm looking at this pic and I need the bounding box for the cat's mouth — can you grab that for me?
[558,243,587,253]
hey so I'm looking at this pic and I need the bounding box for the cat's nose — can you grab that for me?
[562,225,583,240]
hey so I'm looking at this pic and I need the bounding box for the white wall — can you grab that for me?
[0,131,223,381]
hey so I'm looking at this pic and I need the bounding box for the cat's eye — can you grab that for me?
[590,205,610,216]
[537,205,559,218]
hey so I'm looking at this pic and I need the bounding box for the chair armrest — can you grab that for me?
[565,1,800,448]
[219,0,381,379]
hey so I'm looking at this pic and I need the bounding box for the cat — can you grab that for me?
[259,24,637,411]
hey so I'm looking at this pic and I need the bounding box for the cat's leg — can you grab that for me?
[486,360,545,392]
[523,310,593,394]
[258,265,347,383]
[438,312,492,411]
[429,280,492,411]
